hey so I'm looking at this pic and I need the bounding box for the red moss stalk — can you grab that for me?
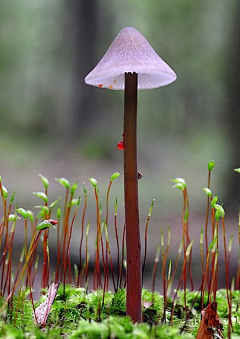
[77,184,87,286]
[63,199,80,300]
[142,199,155,285]
[119,223,126,289]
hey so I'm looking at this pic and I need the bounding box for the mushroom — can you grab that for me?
[85,26,176,323]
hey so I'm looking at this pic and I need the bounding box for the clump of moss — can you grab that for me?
[0,285,239,338]
[69,316,194,339]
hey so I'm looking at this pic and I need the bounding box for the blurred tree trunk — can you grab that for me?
[66,0,99,141]
[224,0,240,210]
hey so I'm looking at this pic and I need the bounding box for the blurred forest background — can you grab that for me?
[0,0,239,287]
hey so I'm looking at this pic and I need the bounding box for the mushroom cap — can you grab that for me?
[85,27,177,90]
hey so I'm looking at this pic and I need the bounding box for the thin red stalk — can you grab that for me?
[60,188,70,281]
[201,249,212,309]
[0,201,10,292]
[28,267,37,322]
[2,196,15,296]
[85,221,90,289]
[78,186,87,286]
[42,230,50,289]
[93,187,101,290]
[100,224,107,297]
[104,224,116,292]
[142,199,155,285]
[211,206,215,241]
[3,254,10,296]
[182,190,187,249]
[151,244,160,305]
[207,206,216,294]
[104,243,109,291]
[200,226,206,306]
[185,190,194,290]
[93,249,97,290]
[46,238,51,286]
[105,181,112,229]
[63,201,80,300]
[162,228,171,322]
[1,239,8,291]
[166,260,172,296]
[212,222,219,302]
[93,246,99,290]
[55,216,61,283]
[104,180,112,291]
[102,250,107,307]
[24,219,27,260]
[209,250,218,302]
[31,255,39,287]
[14,247,24,287]
[41,193,50,289]
[26,230,40,288]
[200,226,204,275]
[181,190,187,296]
[100,225,107,284]
[222,218,232,331]
[5,223,16,296]
[205,171,211,255]
[119,223,126,289]
[184,190,190,247]
[4,196,16,293]
[161,231,166,323]
[7,193,15,218]
[26,220,38,284]
[0,223,4,250]
[61,208,70,281]
[45,191,50,287]
[0,183,8,248]
[114,207,120,289]
[203,170,212,298]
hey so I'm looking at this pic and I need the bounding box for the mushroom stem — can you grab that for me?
[124,72,142,323]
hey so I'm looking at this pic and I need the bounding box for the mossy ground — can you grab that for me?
[0,285,239,338]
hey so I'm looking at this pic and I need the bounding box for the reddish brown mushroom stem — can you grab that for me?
[124,72,142,323]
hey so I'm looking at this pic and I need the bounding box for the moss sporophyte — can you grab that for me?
[0,161,239,338]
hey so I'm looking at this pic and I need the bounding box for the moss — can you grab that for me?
[0,286,239,338]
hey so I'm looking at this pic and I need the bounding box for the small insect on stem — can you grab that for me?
[117,140,124,150]
[117,134,125,150]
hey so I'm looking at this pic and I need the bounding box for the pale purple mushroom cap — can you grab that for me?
[85,27,177,90]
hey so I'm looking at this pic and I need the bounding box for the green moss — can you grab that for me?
[0,286,239,338]
[69,316,195,339]
[110,288,126,316]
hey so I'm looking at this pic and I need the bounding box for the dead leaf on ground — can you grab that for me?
[196,302,223,339]
[35,282,59,327]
